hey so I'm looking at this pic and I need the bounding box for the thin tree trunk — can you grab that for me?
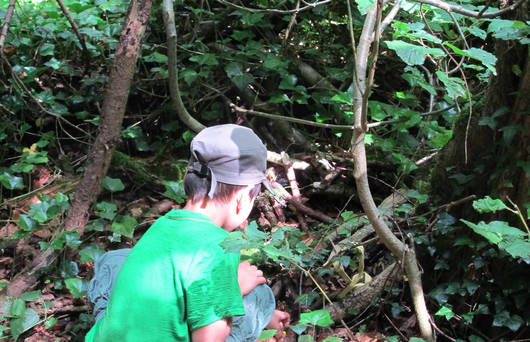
[162,0,205,133]
[349,1,434,341]
[0,0,154,301]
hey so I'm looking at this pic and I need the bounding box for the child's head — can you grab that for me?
[183,124,271,227]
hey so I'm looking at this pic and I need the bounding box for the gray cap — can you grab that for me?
[188,124,273,199]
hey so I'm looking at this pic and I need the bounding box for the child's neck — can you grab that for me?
[184,200,229,230]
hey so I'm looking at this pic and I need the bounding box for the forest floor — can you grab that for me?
[0,157,417,342]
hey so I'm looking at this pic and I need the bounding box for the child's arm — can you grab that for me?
[191,318,232,342]
[238,261,267,296]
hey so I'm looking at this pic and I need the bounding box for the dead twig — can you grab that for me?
[55,0,90,71]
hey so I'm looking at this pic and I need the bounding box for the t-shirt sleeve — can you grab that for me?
[184,248,245,331]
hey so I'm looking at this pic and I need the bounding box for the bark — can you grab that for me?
[349,2,434,341]
[431,3,529,215]
[0,0,154,301]
[0,0,17,52]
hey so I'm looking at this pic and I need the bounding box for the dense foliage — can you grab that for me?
[0,0,528,340]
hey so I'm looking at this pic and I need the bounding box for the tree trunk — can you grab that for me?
[0,0,154,301]
[431,3,529,217]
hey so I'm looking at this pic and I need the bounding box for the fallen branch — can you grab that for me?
[215,0,331,14]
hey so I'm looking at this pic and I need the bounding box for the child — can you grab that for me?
[85,124,290,341]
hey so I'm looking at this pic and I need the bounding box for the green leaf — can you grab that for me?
[355,0,373,15]
[472,196,509,213]
[39,43,55,56]
[163,181,187,204]
[189,53,218,66]
[20,291,42,302]
[10,298,26,317]
[0,172,25,190]
[18,214,38,231]
[111,215,137,238]
[436,71,466,99]
[102,176,125,192]
[289,323,308,335]
[64,278,88,298]
[467,25,487,40]
[231,73,254,91]
[220,231,249,253]
[59,261,79,278]
[323,337,343,342]
[435,305,455,320]
[385,40,444,66]
[263,55,288,70]
[28,200,53,223]
[79,244,105,263]
[295,292,319,306]
[243,221,267,242]
[258,329,277,340]
[409,338,426,342]
[95,201,117,220]
[44,57,62,70]
[299,309,334,327]
[10,308,39,341]
[44,316,57,329]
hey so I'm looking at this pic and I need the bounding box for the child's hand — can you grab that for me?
[238,261,267,296]
[262,310,290,342]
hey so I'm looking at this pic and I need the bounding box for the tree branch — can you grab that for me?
[55,0,90,70]
[215,0,331,14]
[412,0,526,18]
[0,0,16,52]
[162,0,205,133]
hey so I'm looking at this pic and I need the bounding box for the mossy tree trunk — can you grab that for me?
[431,3,529,216]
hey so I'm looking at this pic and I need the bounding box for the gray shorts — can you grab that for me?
[88,249,275,342]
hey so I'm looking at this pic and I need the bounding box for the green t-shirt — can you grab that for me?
[85,209,244,341]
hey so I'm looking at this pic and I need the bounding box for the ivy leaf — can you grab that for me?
[39,43,55,56]
[385,40,444,66]
[258,329,277,340]
[189,53,218,66]
[435,305,455,320]
[65,278,88,298]
[472,196,509,213]
[295,292,319,306]
[79,244,106,263]
[299,309,334,327]
[10,308,39,341]
[95,201,117,220]
[0,171,25,190]
[102,176,125,192]
[163,181,187,204]
[111,215,138,238]
[18,214,38,231]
